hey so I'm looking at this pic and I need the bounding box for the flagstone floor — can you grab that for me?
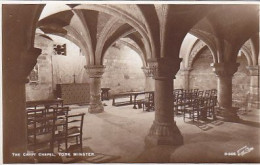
[68,100,260,163]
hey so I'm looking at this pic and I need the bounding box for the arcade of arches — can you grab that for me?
[2,3,260,163]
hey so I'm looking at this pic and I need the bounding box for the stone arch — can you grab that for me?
[187,40,213,69]
[43,32,90,65]
[74,4,153,59]
[71,9,95,65]
[190,29,218,63]
[241,45,253,66]
[100,28,137,64]
[38,9,94,65]
[95,17,120,65]
[38,23,91,65]
[249,34,259,65]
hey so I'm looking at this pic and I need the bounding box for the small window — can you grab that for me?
[53,44,66,56]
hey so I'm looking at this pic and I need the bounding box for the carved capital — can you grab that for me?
[247,66,259,76]
[211,62,239,77]
[147,58,182,79]
[10,47,42,83]
[22,47,42,76]
[141,67,153,77]
[85,65,105,78]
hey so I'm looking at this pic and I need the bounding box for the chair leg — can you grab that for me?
[80,136,83,153]
[65,138,68,152]
[183,110,185,121]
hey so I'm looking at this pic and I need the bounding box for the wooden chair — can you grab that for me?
[55,113,85,153]
[207,96,217,119]
[193,89,199,94]
[204,90,211,98]
[142,92,154,112]
[183,98,201,122]
[173,89,183,95]
[201,97,210,120]
[174,94,186,115]
[197,90,204,98]
[27,109,56,153]
[210,89,217,96]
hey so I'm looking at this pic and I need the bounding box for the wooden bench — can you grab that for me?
[26,99,64,109]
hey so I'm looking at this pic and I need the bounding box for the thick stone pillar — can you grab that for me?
[181,67,192,90]
[211,62,240,121]
[3,48,41,163]
[145,58,183,146]
[142,66,155,91]
[85,65,105,113]
[2,5,43,163]
[247,66,260,110]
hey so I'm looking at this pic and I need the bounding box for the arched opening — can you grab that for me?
[189,46,217,90]
[102,41,145,95]
[2,4,260,164]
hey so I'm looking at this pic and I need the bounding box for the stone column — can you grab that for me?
[3,48,41,163]
[145,58,183,146]
[211,62,240,121]
[247,66,260,110]
[85,65,105,113]
[181,67,192,90]
[142,66,155,91]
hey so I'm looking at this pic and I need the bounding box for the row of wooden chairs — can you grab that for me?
[174,89,217,97]
[173,89,218,121]
[27,106,85,155]
[183,96,217,122]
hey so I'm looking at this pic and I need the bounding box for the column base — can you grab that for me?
[217,107,240,122]
[88,103,104,113]
[145,121,183,147]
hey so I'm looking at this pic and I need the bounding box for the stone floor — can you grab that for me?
[67,100,260,163]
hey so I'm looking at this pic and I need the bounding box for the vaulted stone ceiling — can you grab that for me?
[37,4,259,67]
[191,5,259,63]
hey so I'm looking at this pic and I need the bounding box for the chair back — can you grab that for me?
[61,113,86,152]
[27,109,56,152]
[210,89,217,96]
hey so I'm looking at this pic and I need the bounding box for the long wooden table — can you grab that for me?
[112,91,154,108]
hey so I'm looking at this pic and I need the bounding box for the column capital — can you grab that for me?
[85,65,105,78]
[211,62,240,77]
[247,65,259,76]
[19,47,42,83]
[147,58,182,79]
[141,66,153,77]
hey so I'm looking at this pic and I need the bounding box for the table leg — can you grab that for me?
[112,98,115,106]
[133,94,137,109]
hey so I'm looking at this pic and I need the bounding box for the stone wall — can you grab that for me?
[102,43,145,95]
[233,53,250,107]
[26,35,54,101]
[50,35,89,88]
[26,35,89,101]
[26,36,146,101]
[176,47,251,107]
[189,48,217,90]
[175,70,185,89]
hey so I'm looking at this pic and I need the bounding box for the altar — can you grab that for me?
[56,83,90,105]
